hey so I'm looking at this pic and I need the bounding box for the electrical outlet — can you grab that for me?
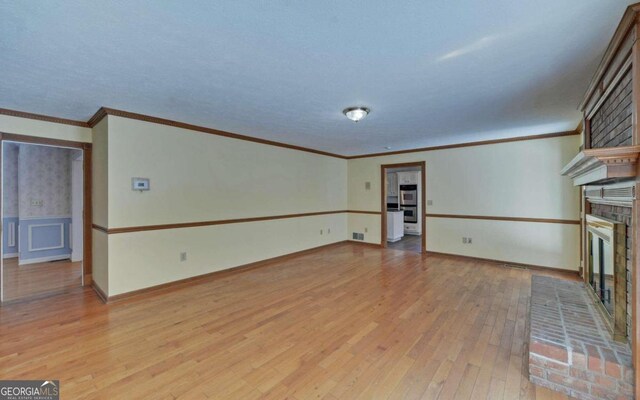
[468,238,472,244]
[364,227,368,233]
[31,199,43,207]
[328,228,331,234]
[462,237,468,244]
[427,200,433,206]
[180,252,187,262]
[320,229,323,235]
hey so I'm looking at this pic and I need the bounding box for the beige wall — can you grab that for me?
[92,118,108,228]
[91,118,109,293]
[0,114,91,143]
[347,135,581,270]
[108,213,346,295]
[99,116,348,296]
[106,117,346,227]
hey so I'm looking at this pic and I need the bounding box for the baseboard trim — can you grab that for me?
[3,253,18,259]
[425,251,579,275]
[91,281,108,303]
[18,254,71,265]
[101,241,351,303]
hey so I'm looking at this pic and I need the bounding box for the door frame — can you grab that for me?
[0,133,92,302]
[380,161,426,252]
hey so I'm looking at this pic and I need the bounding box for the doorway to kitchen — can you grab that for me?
[381,162,426,253]
[1,134,91,303]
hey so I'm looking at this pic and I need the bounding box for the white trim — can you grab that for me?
[3,215,18,219]
[18,254,71,265]
[3,253,18,259]
[19,215,71,221]
[7,222,16,247]
[28,223,65,252]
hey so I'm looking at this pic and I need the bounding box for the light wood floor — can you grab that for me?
[0,243,576,399]
[2,257,82,302]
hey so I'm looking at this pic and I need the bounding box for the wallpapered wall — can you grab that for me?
[18,144,75,218]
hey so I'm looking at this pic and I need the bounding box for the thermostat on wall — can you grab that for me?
[132,177,150,191]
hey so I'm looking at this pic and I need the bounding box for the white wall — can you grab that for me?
[99,116,348,296]
[347,135,581,270]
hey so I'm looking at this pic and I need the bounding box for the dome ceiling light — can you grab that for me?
[343,107,370,122]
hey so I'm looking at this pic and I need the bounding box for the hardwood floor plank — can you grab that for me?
[0,243,577,399]
[2,257,82,302]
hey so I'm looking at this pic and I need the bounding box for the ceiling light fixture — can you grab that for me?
[343,107,370,122]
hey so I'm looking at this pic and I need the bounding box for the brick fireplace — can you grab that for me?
[557,4,640,397]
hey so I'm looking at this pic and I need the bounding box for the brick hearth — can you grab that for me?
[529,276,634,399]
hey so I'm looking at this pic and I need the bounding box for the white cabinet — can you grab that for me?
[397,171,418,185]
[387,211,404,242]
[386,172,398,196]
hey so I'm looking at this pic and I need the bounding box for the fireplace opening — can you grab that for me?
[588,230,614,316]
[586,213,627,339]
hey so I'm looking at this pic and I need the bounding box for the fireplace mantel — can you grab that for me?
[561,145,640,186]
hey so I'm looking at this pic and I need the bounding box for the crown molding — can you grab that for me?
[0,108,89,128]
[345,130,579,159]
[3,106,580,160]
[87,107,347,159]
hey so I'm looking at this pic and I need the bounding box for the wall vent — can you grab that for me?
[352,232,364,240]
[604,186,634,198]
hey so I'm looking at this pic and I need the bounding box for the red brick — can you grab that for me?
[593,373,617,390]
[530,340,568,363]
[569,368,588,380]
[529,365,545,379]
[590,384,621,400]
[547,371,589,394]
[588,355,603,373]
[529,354,569,374]
[604,361,622,379]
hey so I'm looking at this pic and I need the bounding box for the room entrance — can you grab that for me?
[0,135,91,303]
[381,161,426,253]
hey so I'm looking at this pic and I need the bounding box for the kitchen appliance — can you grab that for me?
[400,185,417,206]
[401,206,418,223]
[387,202,399,210]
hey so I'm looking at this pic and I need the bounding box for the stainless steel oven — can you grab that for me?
[400,185,417,206]
[401,206,418,223]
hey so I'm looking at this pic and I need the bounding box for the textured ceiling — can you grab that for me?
[0,1,631,155]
